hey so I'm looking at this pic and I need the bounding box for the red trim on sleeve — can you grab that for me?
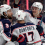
[40,31,44,36]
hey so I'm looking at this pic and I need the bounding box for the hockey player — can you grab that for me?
[13,0,44,39]
[2,0,24,45]
[1,4,13,23]
[25,2,45,37]
[31,2,45,36]
[12,0,21,25]
[2,0,20,45]
[0,4,16,45]
[12,1,45,45]
[31,2,45,45]
[25,2,45,45]
[11,10,41,45]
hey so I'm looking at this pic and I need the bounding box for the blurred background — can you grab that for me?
[0,0,45,14]
[0,0,44,9]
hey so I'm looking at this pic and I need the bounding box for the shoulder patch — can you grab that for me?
[5,23,9,28]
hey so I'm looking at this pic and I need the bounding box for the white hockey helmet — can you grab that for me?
[15,10,26,20]
[32,2,43,11]
[0,4,11,16]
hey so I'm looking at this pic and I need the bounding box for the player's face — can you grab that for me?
[32,7,40,17]
[7,9,13,19]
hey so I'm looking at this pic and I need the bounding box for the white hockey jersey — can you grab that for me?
[12,23,41,45]
[12,7,38,25]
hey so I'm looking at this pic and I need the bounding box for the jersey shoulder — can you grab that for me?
[26,22,35,25]
[11,23,20,32]
[24,10,33,15]
[11,22,35,32]
[2,19,11,24]
[2,19,11,32]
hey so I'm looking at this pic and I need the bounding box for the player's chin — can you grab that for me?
[33,13,36,15]
[8,16,12,19]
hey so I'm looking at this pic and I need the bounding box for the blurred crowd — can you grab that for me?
[20,0,44,10]
[0,0,45,14]
[0,0,44,10]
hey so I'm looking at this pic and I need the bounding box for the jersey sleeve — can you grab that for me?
[2,20,11,41]
[37,20,45,38]
[34,30,41,45]
[36,25,44,35]
[12,28,19,37]
[13,7,19,17]
[13,0,21,17]
[12,28,26,43]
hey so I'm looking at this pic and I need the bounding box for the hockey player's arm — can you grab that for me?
[36,25,44,36]
[11,35,18,42]
[1,20,11,41]
[13,0,21,8]
[34,30,41,45]
[0,21,4,36]
[13,0,21,17]
[11,34,25,42]
[0,21,11,41]
[11,29,25,43]
[36,25,44,40]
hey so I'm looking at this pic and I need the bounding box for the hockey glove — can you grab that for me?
[14,0,21,8]
[36,25,43,35]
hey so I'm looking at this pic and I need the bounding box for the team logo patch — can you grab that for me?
[18,15,20,17]
[5,23,9,28]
